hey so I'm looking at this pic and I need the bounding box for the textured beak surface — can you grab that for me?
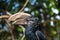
[8,12,31,22]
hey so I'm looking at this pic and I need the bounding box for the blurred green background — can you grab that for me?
[0,0,60,40]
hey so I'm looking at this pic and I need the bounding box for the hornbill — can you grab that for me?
[8,12,47,40]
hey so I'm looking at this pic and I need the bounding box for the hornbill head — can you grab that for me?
[8,12,47,40]
[8,12,39,27]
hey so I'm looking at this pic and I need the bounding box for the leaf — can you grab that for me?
[17,26,23,32]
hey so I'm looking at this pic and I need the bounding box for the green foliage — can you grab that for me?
[17,26,23,32]
[0,0,60,40]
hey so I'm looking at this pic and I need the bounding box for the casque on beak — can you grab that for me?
[8,12,31,22]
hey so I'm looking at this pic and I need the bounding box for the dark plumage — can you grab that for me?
[24,17,47,40]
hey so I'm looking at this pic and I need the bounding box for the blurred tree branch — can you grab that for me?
[0,0,29,40]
